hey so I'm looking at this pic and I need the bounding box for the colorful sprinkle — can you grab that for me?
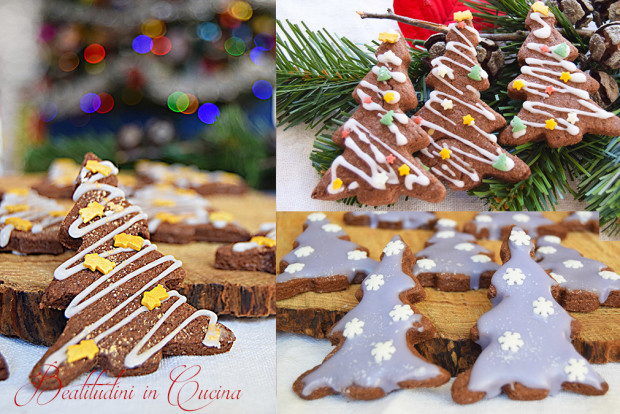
[141,284,169,311]
[468,65,483,81]
[458,21,466,29]
[378,32,399,43]
[85,160,112,176]
[492,153,509,171]
[5,217,32,232]
[113,233,144,251]
[332,178,343,190]
[383,92,395,103]
[540,45,549,53]
[463,114,475,126]
[4,204,29,213]
[567,113,579,125]
[210,211,234,223]
[155,212,182,224]
[553,43,570,59]
[560,72,572,83]
[439,147,451,160]
[385,154,396,164]
[531,1,550,16]
[83,253,116,274]
[79,201,105,224]
[513,80,525,91]
[67,340,99,364]
[364,96,372,104]
[398,164,411,176]
[380,110,394,126]
[454,10,473,21]
[377,66,392,82]
[414,116,423,125]
[250,236,276,247]
[437,66,449,78]
[511,116,527,133]
[545,118,557,130]
[441,99,454,110]
[342,129,350,138]
[545,85,554,95]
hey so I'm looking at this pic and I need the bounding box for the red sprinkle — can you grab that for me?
[545,85,554,95]
[541,45,549,53]
[342,129,350,138]
[364,97,372,104]
[386,154,396,164]
[458,21,466,29]
[414,116,423,124]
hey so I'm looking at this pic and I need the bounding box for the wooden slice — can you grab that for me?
[276,212,620,376]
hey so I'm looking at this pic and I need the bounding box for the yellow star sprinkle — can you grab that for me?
[454,10,473,21]
[153,198,176,207]
[513,79,525,91]
[440,148,452,160]
[141,284,169,311]
[332,178,343,190]
[6,188,29,196]
[383,92,395,103]
[250,236,276,247]
[66,340,99,364]
[4,204,30,213]
[560,72,572,83]
[378,32,399,43]
[79,201,105,223]
[463,114,475,126]
[545,118,557,130]
[531,1,549,16]
[113,233,144,251]
[83,253,116,274]
[5,217,32,232]
[155,212,182,224]
[175,188,197,196]
[85,160,112,176]
[210,211,234,223]
[204,327,221,346]
[398,164,411,176]
[50,210,69,217]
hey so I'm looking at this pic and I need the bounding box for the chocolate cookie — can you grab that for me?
[561,211,599,234]
[0,352,8,381]
[215,223,276,274]
[464,211,566,240]
[32,158,80,199]
[343,211,437,229]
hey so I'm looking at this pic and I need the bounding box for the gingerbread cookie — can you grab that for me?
[343,211,436,229]
[0,189,66,254]
[215,223,276,274]
[413,218,499,291]
[499,2,620,148]
[464,211,565,240]
[32,158,80,199]
[293,235,450,400]
[32,153,234,389]
[414,11,530,190]
[560,211,599,234]
[0,352,8,381]
[129,184,250,244]
[536,235,620,312]
[277,213,377,300]
[451,226,608,404]
[135,160,247,195]
[311,32,445,205]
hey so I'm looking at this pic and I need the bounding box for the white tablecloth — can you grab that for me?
[0,317,275,414]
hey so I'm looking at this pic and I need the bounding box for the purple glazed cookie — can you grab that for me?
[343,211,437,229]
[464,211,566,240]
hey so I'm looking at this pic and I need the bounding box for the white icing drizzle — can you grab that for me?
[232,241,260,252]
[530,12,551,39]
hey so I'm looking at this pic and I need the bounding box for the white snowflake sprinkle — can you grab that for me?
[575,211,593,223]
[343,318,364,339]
[284,263,305,274]
[416,259,436,270]
[371,211,388,215]
[364,274,385,291]
[475,215,493,223]
[307,213,326,222]
[371,340,396,363]
[322,223,342,233]
[537,246,557,255]
[532,297,555,317]
[347,250,368,261]
[383,240,405,256]
[566,112,579,125]
[509,230,531,246]
[564,358,588,382]
[389,304,414,322]
[502,267,526,285]
[542,235,561,244]
[294,246,315,258]
[563,260,583,269]
[599,271,620,280]
[437,218,457,228]
[550,272,567,284]
[471,254,491,263]
[512,213,530,223]
[435,230,455,239]
[455,243,475,251]
[498,331,524,352]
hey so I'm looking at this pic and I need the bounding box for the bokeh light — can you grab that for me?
[152,36,172,55]
[254,33,274,50]
[225,37,245,56]
[132,35,153,54]
[167,92,190,112]
[84,44,105,64]
[230,1,253,21]
[80,93,102,113]
[250,47,268,65]
[39,102,57,122]
[181,94,199,114]
[59,52,79,72]
[219,12,241,29]
[197,22,221,42]
[142,19,166,38]
[96,93,114,113]
[232,24,252,41]
[197,103,220,124]
[252,80,273,100]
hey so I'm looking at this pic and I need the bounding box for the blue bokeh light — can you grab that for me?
[252,80,273,100]
[250,47,268,65]
[39,102,57,122]
[254,33,274,50]
[197,103,220,124]
[132,35,153,54]
[197,22,221,42]
[80,93,102,113]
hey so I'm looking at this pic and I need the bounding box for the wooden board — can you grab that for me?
[0,175,275,346]
[276,211,620,376]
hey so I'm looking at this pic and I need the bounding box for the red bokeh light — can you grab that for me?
[152,36,172,56]
[96,92,114,114]
[84,44,105,64]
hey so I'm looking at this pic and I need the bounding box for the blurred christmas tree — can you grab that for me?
[23,0,275,189]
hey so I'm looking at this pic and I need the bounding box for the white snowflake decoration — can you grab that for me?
[364,274,385,291]
[542,235,561,244]
[498,331,524,352]
[564,358,588,382]
[550,272,567,284]
[537,246,557,255]
[435,231,455,239]
[575,211,593,223]
[307,213,326,222]
[416,258,436,270]
[509,230,531,246]
[284,263,305,274]
[563,260,584,269]
[371,340,396,363]
[532,297,555,317]
[389,304,414,322]
[512,213,530,223]
[455,243,475,251]
[471,254,491,263]
[475,215,493,223]
[322,223,342,233]
[294,246,315,258]
[383,240,405,256]
[599,271,620,280]
[437,218,457,228]
[343,318,364,339]
[347,250,368,261]
[502,268,526,286]
[371,211,388,215]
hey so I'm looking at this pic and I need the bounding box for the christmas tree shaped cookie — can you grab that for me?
[536,235,620,312]
[499,2,620,147]
[414,11,530,190]
[32,154,234,389]
[311,32,445,205]
[451,226,608,404]
[294,236,450,400]
[413,218,499,291]
[277,213,377,300]
[343,211,437,229]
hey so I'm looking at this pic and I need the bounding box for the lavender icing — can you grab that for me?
[468,212,554,239]
[346,211,436,229]
[561,211,598,226]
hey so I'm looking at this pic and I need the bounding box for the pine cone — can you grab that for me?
[423,33,446,70]
[550,0,593,28]
[587,70,620,108]
[476,38,504,79]
[589,22,620,69]
[593,0,620,25]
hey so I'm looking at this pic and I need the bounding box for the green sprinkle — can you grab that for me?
[511,116,527,133]
[492,153,509,171]
[377,66,392,82]
[553,43,570,59]
[380,110,394,126]
[468,65,482,81]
